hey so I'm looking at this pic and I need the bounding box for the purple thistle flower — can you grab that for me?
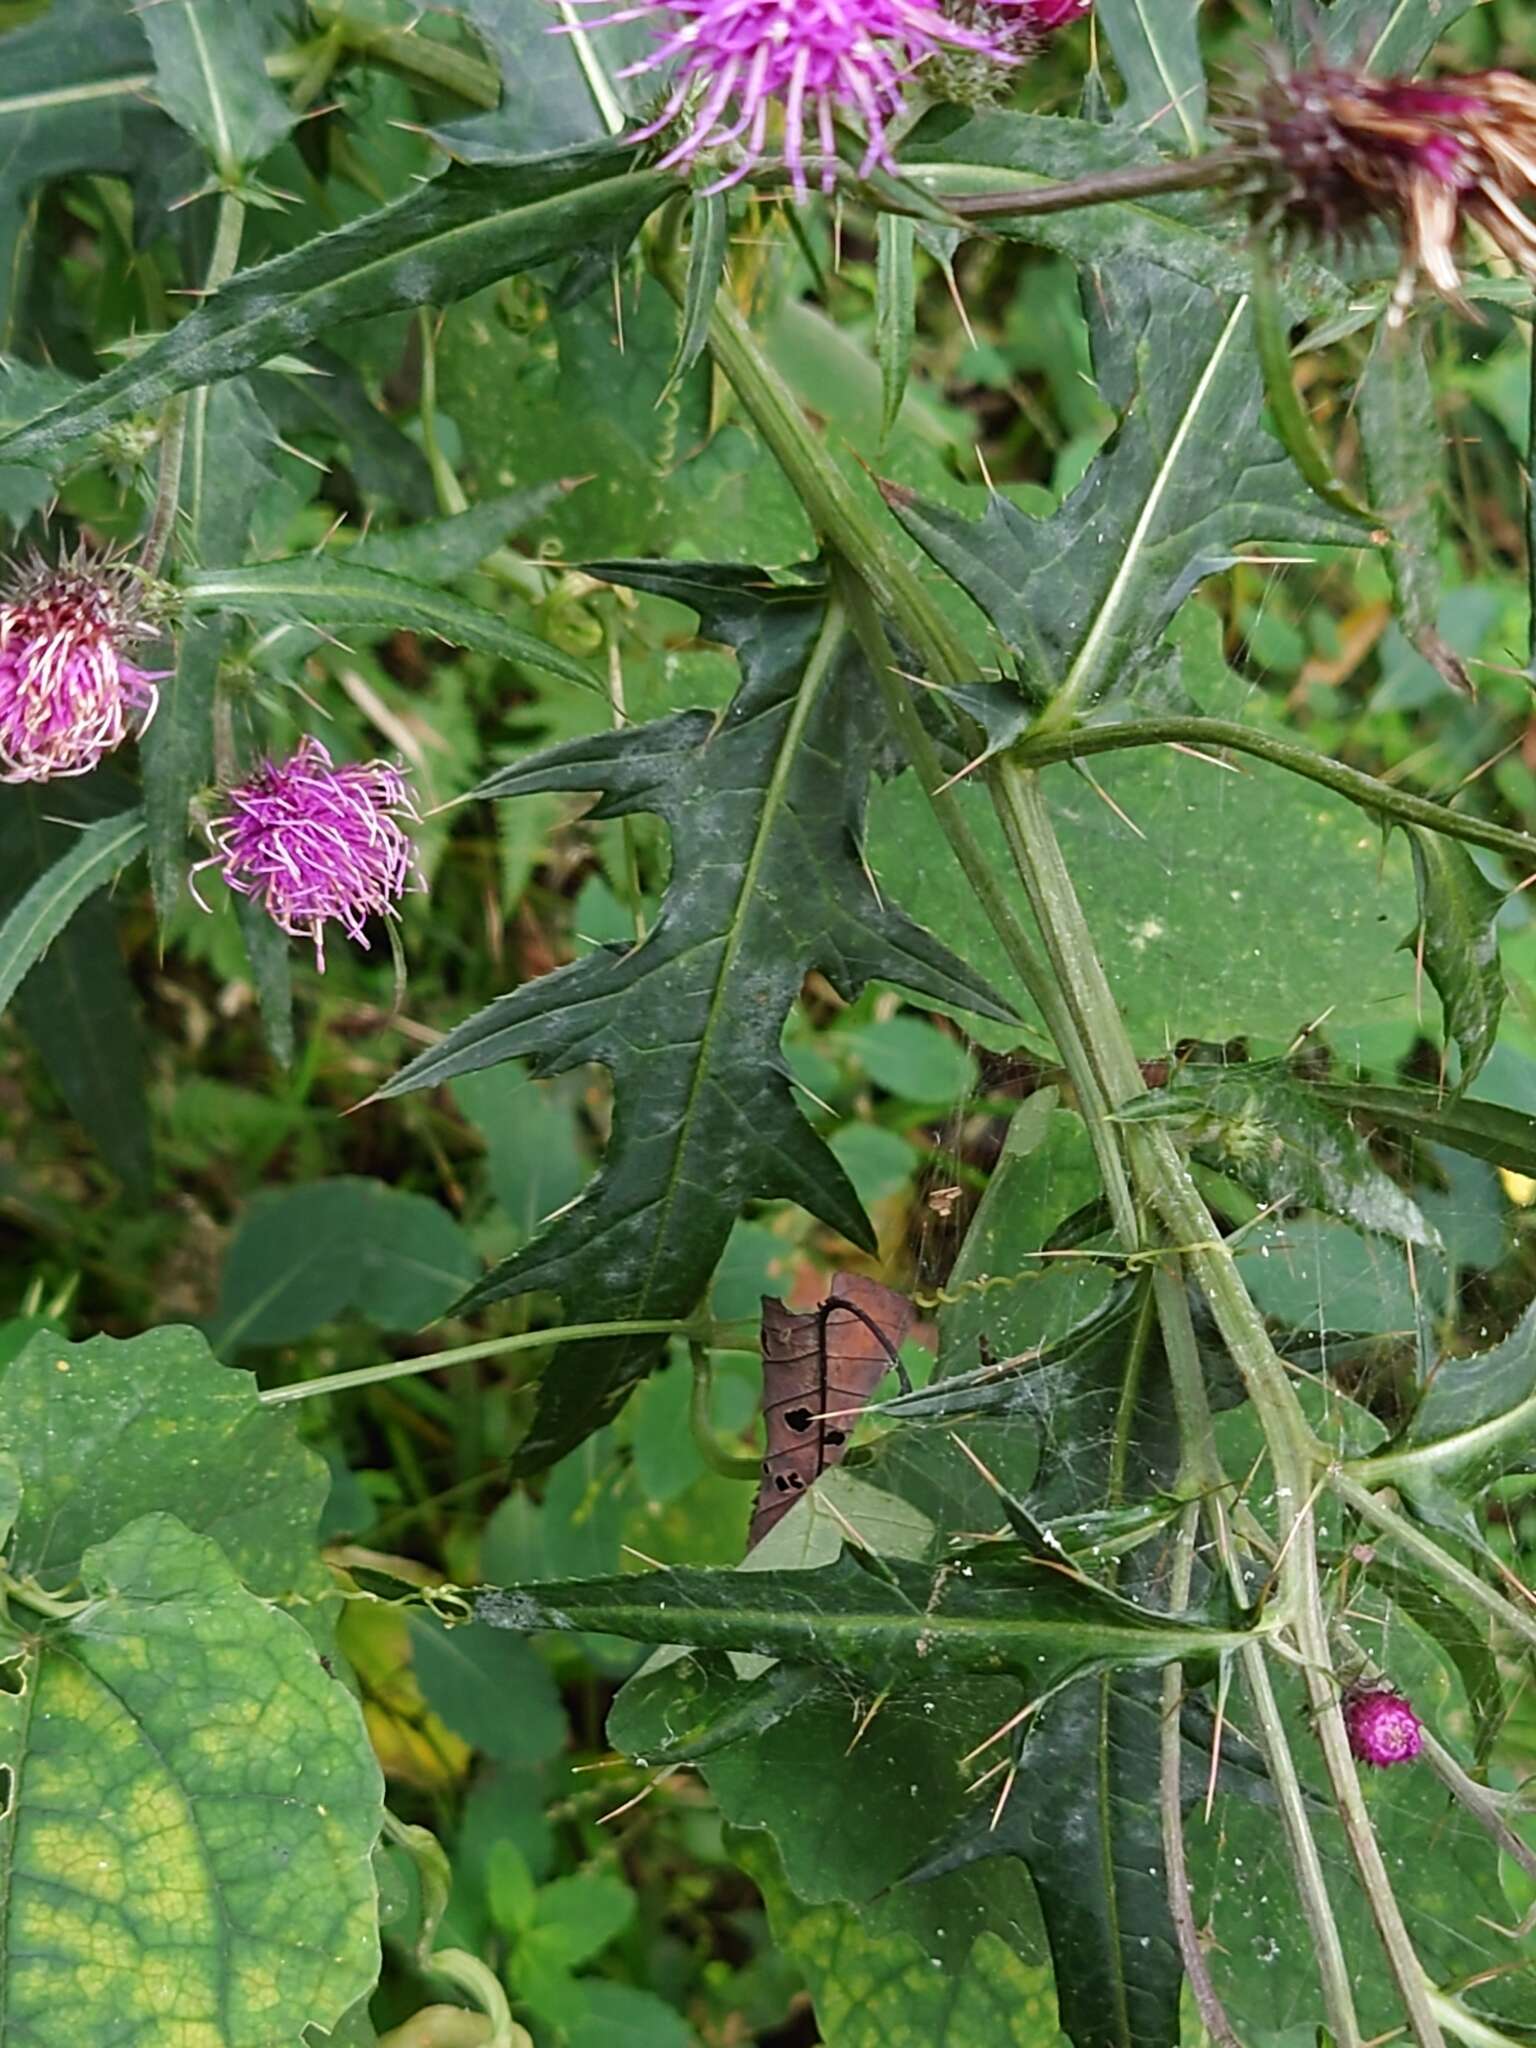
[0,559,160,783]
[1343,1685,1423,1769]
[567,0,1011,195]
[193,736,423,970]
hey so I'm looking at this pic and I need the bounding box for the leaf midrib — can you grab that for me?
[629,601,846,1319]
[180,1,232,168]
[1058,293,1248,716]
[0,72,152,120]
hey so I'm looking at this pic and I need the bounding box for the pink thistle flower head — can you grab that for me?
[194,736,423,970]
[0,554,160,783]
[1343,1685,1423,1769]
[569,0,1012,195]
[1228,64,1536,305]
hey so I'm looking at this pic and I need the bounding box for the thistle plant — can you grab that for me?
[2,6,1536,2048]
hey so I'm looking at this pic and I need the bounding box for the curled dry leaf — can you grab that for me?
[750,1274,914,1548]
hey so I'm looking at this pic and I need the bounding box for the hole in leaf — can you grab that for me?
[0,1766,11,1819]
[824,1428,846,1447]
[784,1407,814,1434]
[0,1659,24,1696]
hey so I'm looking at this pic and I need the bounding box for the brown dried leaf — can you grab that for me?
[749,1274,914,1549]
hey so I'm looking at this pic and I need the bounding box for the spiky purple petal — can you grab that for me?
[568,0,1011,194]
[195,736,423,970]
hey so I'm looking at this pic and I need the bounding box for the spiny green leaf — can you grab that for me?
[0,779,149,1187]
[432,0,647,161]
[0,0,182,339]
[666,190,729,401]
[0,805,144,1016]
[234,892,295,1068]
[910,1673,1180,2048]
[144,377,273,920]
[477,1545,1251,1686]
[876,212,916,446]
[1095,0,1206,149]
[183,555,605,696]
[0,1515,382,2048]
[138,0,294,176]
[144,618,224,922]
[1118,1062,1436,1245]
[1403,826,1505,1091]
[885,261,1367,717]
[1304,1080,1536,1177]
[1278,0,1484,72]
[380,565,1016,1470]
[1358,318,1469,694]
[0,147,674,470]
[1382,1301,1536,1528]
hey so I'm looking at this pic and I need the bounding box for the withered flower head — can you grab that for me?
[1229,63,1536,306]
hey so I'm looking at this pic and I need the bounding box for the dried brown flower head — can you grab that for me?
[1227,64,1536,308]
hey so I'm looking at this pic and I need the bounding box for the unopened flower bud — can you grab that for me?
[1343,1685,1423,1768]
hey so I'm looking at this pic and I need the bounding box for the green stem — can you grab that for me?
[1160,1506,1243,2048]
[318,7,500,107]
[936,147,1246,220]
[1238,1640,1364,2046]
[140,193,246,578]
[1011,715,1536,872]
[138,397,188,579]
[693,284,966,676]
[682,222,1444,2039]
[1288,1535,1447,2047]
[830,561,1140,1248]
[990,758,1322,1473]
[1329,1470,1536,1656]
[1154,1268,1362,2045]
[689,1340,761,1479]
[1345,1396,1536,1491]
[258,1318,717,1406]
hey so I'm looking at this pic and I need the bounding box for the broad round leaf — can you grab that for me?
[0,1514,382,2047]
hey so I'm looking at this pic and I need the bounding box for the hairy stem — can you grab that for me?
[936,147,1247,220]
[831,561,1140,1247]
[1330,1470,1536,1656]
[140,194,247,578]
[1289,1535,1447,2046]
[1155,1269,1363,2046]
[1009,715,1536,872]
[1161,1505,1243,2048]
